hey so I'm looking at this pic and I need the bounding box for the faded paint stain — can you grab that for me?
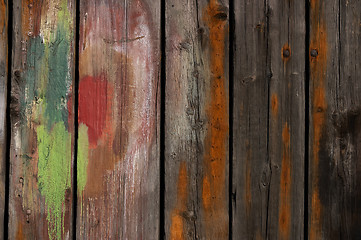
[271,94,279,117]
[278,123,291,239]
[202,0,229,238]
[310,0,328,239]
[78,75,109,146]
[170,162,188,240]
[16,221,23,240]
[0,0,6,33]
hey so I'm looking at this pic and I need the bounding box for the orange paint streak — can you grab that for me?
[21,0,42,38]
[309,1,328,239]
[16,221,23,240]
[278,123,291,239]
[170,162,188,240]
[271,94,279,117]
[202,0,229,238]
[0,0,6,33]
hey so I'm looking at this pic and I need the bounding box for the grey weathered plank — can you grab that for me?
[77,0,160,238]
[165,0,229,239]
[9,0,75,239]
[0,0,7,237]
[232,0,305,239]
[308,0,361,239]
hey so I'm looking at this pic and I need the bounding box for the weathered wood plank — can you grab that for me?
[77,0,160,238]
[232,0,305,239]
[9,1,75,239]
[165,0,229,239]
[0,0,8,237]
[309,0,361,238]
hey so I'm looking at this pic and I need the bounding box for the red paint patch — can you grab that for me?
[79,74,108,145]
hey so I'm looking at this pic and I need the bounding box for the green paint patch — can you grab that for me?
[45,25,71,129]
[37,122,71,240]
[77,123,89,195]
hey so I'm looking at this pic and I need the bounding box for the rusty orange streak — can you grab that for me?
[278,123,291,239]
[271,94,279,117]
[202,0,229,238]
[0,0,6,34]
[170,162,188,240]
[309,0,327,239]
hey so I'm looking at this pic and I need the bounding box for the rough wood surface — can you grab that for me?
[0,0,7,237]
[165,0,229,239]
[9,0,75,239]
[232,0,305,239]
[77,0,160,238]
[308,0,361,239]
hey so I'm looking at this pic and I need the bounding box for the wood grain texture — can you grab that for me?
[0,0,7,237]
[77,0,160,238]
[308,0,361,239]
[232,0,305,239]
[165,0,229,239]
[9,0,75,239]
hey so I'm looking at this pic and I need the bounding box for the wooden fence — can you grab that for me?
[0,0,360,239]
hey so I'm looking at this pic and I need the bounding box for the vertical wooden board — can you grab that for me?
[165,0,229,239]
[233,0,305,239]
[309,0,361,239]
[267,0,305,239]
[77,0,160,238]
[9,0,75,239]
[232,0,268,238]
[0,0,7,237]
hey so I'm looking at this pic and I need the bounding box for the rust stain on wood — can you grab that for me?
[0,0,6,32]
[281,44,291,63]
[271,94,279,117]
[170,162,188,240]
[310,0,328,239]
[202,0,229,238]
[278,123,291,239]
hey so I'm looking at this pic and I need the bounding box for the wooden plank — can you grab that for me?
[77,0,160,238]
[9,0,75,239]
[232,0,305,239]
[0,0,7,237]
[308,0,361,238]
[165,0,229,239]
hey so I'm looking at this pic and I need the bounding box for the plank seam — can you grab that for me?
[73,0,80,238]
[4,0,13,238]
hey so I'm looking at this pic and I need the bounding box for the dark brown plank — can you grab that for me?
[77,0,160,238]
[9,1,75,239]
[165,0,229,239]
[0,0,7,237]
[232,0,305,239]
[309,0,361,239]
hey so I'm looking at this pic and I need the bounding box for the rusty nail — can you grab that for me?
[26,209,31,215]
[283,49,290,58]
[310,49,318,57]
[19,177,23,183]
